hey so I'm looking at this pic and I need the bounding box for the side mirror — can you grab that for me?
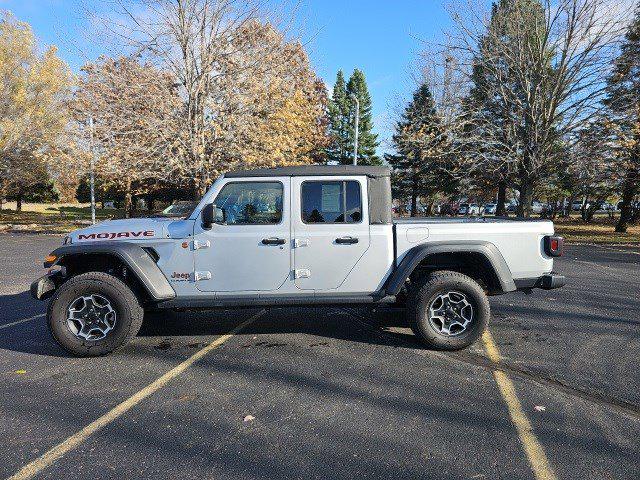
[201,204,225,229]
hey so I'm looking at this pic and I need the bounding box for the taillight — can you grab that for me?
[544,236,563,257]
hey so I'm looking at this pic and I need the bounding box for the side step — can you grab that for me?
[157,294,397,309]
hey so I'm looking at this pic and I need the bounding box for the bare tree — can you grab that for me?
[73,56,181,217]
[407,48,475,194]
[444,0,629,216]
[567,118,616,221]
[99,0,302,196]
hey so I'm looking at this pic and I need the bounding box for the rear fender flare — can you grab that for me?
[385,241,516,295]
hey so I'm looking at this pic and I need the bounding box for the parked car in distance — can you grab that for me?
[596,202,615,212]
[483,203,497,215]
[572,200,590,211]
[531,201,544,214]
[468,203,481,215]
[458,203,480,215]
[160,201,199,218]
[439,203,458,216]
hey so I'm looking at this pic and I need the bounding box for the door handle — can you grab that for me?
[262,237,286,245]
[335,236,359,245]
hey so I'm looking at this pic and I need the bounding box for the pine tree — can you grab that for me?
[463,0,556,217]
[326,70,351,163]
[463,0,524,216]
[605,6,640,232]
[385,83,453,216]
[346,69,380,165]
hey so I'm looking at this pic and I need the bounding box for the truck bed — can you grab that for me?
[392,216,555,281]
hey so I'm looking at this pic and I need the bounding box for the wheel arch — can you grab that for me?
[384,241,516,296]
[46,242,175,302]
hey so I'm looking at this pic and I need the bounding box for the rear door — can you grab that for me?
[291,176,370,291]
[194,178,291,292]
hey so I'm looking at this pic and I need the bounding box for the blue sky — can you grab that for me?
[0,0,459,154]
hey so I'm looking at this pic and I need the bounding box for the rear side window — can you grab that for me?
[214,182,283,225]
[301,181,362,223]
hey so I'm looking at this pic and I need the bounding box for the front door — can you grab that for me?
[292,177,370,291]
[194,178,291,292]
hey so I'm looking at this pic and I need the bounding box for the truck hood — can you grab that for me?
[69,217,182,243]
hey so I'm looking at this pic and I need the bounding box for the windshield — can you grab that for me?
[160,201,199,219]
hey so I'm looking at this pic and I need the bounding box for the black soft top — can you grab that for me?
[225,165,390,178]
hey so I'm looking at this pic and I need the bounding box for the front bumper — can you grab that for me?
[514,273,566,291]
[30,271,64,300]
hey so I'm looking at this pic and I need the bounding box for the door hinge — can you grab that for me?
[294,269,311,279]
[293,238,310,248]
[193,240,210,250]
[194,271,212,281]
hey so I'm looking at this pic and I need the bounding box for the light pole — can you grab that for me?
[88,117,97,225]
[350,94,359,165]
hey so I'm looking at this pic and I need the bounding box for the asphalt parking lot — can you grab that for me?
[1,234,639,480]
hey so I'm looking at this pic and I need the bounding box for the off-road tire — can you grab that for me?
[407,270,490,351]
[47,272,144,357]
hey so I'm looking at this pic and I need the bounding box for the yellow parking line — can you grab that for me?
[482,330,558,480]
[0,313,45,330]
[9,309,266,480]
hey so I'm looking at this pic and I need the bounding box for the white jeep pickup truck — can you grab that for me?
[32,166,564,356]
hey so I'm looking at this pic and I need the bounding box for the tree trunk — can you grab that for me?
[615,168,638,233]
[496,180,507,216]
[426,201,434,216]
[549,205,556,219]
[192,175,206,200]
[565,194,574,217]
[516,182,533,218]
[410,174,418,217]
[580,195,590,222]
[123,179,132,219]
[585,205,596,223]
[16,192,23,212]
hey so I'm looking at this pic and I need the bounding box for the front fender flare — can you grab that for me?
[45,242,175,301]
[384,241,516,296]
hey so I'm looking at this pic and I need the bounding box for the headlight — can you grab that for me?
[63,235,72,245]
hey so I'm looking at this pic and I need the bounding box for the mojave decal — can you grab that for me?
[77,231,155,241]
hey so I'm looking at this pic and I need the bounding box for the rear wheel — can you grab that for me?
[47,272,144,357]
[407,270,489,350]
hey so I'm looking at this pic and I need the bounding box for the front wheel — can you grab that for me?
[47,272,144,357]
[407,271,489,351]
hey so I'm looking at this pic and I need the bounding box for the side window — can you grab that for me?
[214,182,283,225]
[301,181,362,224]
